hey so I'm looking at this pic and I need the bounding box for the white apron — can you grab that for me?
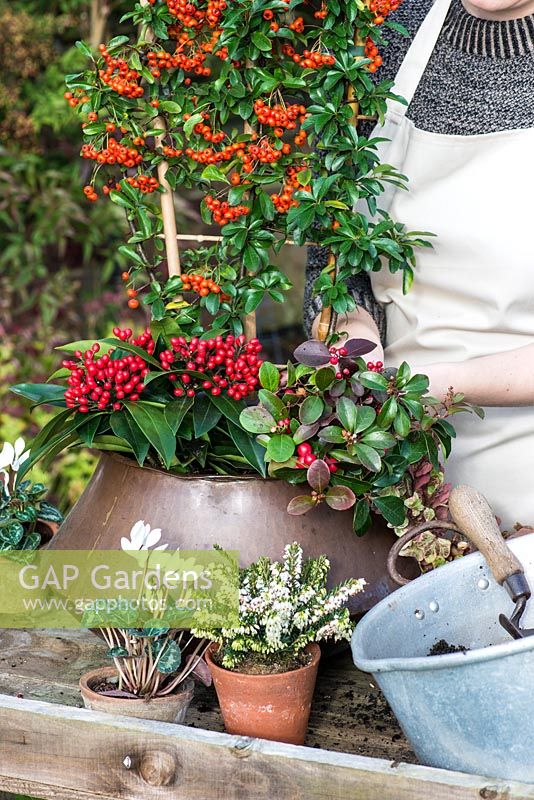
[370,0,534,527]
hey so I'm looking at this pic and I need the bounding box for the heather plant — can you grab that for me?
[192,542,365,670]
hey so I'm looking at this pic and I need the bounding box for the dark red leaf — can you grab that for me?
[293,340,331,367]
[307,458,331,492]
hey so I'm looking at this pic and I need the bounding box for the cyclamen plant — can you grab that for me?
[192,542,365,670]
[62,0,426,337]
[0,438,63,551]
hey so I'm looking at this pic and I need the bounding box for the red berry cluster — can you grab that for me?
[369,0,402,23]
[205,195,250,225]
[253,100,308,134]
[366,0,404,69]
[159,334,263,400]
[98,45,144,97]
[192,115,226,144]
[112,326,156,355]
[365,37,383,72]
[281,44,335,70]
[146,47,210,78]
[296,443,338,472]
[125,174,159,194]
[273,165,310,213]
[366,360,384,372]
[63,90,90,108]
[164,0,227,30]
[246,139,283,165]
[81,138,143,168]
[83,184,99,202]
[63,334,153,413]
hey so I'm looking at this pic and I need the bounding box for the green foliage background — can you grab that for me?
[0,0,132,510]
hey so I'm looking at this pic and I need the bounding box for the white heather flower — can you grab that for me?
[121,520,168,551]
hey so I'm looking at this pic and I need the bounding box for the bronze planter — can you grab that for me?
[50,453,401,614]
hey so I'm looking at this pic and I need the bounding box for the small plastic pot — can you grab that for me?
[79,666,194,723]
[205,643,320,745]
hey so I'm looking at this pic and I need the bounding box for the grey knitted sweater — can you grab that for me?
[304,0,534,339]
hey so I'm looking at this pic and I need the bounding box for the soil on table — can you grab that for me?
[213,648,312,675]
[428,639,470,656]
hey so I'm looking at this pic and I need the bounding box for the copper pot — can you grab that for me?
[49,453,403,614]
[205,642,320,745]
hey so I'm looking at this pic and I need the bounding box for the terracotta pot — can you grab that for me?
[49,452,408,614]
[36,519,59,546]
[79,666,194,723]
[205,643,320,745]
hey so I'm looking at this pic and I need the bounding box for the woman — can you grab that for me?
[305,0,534,527]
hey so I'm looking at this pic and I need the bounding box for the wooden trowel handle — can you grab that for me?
[449,485,524,585]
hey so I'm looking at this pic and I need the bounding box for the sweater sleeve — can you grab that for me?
[302,0,432,341]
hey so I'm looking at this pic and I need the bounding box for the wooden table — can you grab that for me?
[0,629,532,800]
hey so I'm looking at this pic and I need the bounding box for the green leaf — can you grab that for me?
[110,412,150,466]
[373,495,407,527]
[259,362,280,393]
[299,395,324,425]
[353,443,382,472]
[252,31,272,51]
[193,394,222,437]
[266,435,295,463]
[164,397,194,434]
[314,366,336,391]
[319,425,346,444]
[336,397,358,432]
[10,384,66,406]
[75,40,93,59]
[377,396,398,428]
[353,499,371,536]
[240,406,276,434]
[208,394,244,427]
[78,415,103,448]
[393,407,411,438]
[258,389,287,420]
[361,430,397,451]
[123,402,176,469]
[227,422,267,477]
[353,406,377,433]
[359,371,389,391]
[155,639,182,674]
[400,434,428,464]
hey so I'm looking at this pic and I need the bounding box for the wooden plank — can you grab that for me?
[0,630,414,762]
[0,695,533,800]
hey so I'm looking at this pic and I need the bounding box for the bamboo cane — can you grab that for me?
[242,93,257,340]
[317,24,368,342]
[140,0,181,276]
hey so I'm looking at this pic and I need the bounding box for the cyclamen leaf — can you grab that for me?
[325,485,356,511]
[307,459,330,492]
